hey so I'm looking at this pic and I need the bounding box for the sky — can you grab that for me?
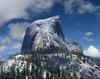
[0,0,100,58]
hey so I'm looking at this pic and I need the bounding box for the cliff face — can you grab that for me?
[66,41,83,53]
[21,15,65,54]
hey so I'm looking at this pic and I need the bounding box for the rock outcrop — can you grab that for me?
[21,15,65,54]
[66,41,83,53]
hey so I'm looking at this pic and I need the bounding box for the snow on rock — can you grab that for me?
[0,54,32,72]
[66,41,83,54]
[43,70,47,79]
[78,61,100,78]
[21,15,65,54]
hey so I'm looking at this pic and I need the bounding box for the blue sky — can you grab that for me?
[0,0,100,57]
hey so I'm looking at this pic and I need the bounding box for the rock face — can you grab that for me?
[66,41,83,53]
[21,16,65,54]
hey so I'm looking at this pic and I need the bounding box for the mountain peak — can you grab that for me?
[32,15,60,24]
[1,16,100,79]
[21,15,65,54]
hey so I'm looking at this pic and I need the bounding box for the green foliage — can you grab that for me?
[0,50,95,79]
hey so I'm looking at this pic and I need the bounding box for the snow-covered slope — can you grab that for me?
[66,41,83,53]
[1,53,100,79]
[21,15,65,54]
[0,54,32,72]
[1,16,100,79]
